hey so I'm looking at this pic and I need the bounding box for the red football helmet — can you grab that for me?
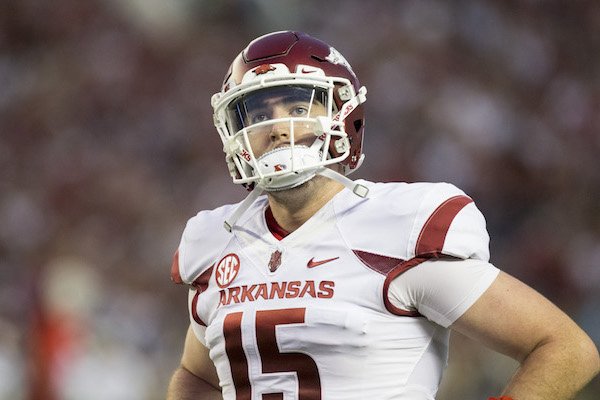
[211,31,367,191]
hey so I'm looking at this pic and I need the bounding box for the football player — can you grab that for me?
[167,31,599,400]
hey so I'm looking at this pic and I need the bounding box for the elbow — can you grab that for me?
[533,324,600,383]
[573,329,600,381]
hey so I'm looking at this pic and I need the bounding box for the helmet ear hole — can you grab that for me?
[353,119,363,134]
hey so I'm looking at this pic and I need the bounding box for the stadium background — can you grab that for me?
[1,0,599,398]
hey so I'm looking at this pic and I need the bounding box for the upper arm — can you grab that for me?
[387,258,500,325]
[180,325,221,390]
[451,271,589,362]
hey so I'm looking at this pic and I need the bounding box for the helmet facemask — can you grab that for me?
[213,73,357,192]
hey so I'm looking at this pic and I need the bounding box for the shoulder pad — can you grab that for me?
[174,204,238,285]
[408,183,489,261]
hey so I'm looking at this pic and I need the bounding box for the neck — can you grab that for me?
[266,175,344,233]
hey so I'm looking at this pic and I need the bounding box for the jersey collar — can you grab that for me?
[265,206,290,241]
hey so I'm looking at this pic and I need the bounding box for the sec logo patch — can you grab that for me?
[215,253,240,288]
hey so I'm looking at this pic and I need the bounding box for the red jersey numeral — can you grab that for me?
[223,312,251,399]
[223,308,322,399]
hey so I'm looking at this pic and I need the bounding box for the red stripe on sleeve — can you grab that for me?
[190,265,215,327]
[191,290,206,326]
[382,257,427,317]
[170,250,183,284]
[192,265,215,292]
[415,195,473,257]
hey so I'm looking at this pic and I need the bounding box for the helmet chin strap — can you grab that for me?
[223,167,368,232]
[316,167,369,198]
[223,186,264,232]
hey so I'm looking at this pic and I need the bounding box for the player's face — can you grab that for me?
[246,97,327,158]
[227,86,328,158]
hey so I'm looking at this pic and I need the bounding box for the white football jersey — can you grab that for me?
[171,180,499,400]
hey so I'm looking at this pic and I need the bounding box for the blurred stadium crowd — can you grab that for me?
[1,0,599,399]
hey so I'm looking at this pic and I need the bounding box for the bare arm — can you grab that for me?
[452,271,599,399]
[167,326,222,400]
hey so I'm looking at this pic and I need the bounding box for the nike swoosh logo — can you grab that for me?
[307,257,339,268]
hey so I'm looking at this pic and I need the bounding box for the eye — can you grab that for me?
[250,113,269,124]
[290,106,309,117]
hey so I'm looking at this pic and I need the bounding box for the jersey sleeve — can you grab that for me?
[407,182,490,261]
[384,182,494,320]
[188,289,208,345]
[388,258,500,327]
[171,207,235,285]
[170,206,236,343]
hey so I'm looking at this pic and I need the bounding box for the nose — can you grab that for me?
[269,107,291,142]
[269,122,290,142]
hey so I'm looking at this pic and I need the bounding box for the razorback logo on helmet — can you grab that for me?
[253,64,276,75]
[274,164,286,172]
[215,253,240,288]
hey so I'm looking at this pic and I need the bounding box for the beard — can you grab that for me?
[266,174,333,212]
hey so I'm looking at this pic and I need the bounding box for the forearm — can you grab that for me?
[167,366,222,400]
[501,335,599,400]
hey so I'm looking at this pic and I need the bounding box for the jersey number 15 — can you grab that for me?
[223,307,322,399]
